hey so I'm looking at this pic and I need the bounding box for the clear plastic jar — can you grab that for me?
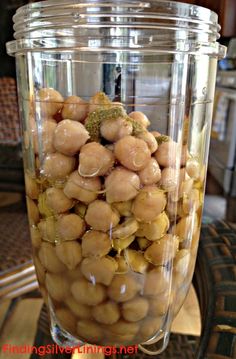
[7,0,226,354]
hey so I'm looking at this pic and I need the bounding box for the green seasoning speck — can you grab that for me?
[127,117,144,136]
[155,135,170,145]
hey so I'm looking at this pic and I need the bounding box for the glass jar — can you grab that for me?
[7,0,226,354]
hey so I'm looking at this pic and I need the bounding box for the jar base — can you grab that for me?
[138,331,170,356]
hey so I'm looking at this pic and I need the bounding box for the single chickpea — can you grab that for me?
[30,226,42,249]
[64,171,101,203]
[122,297,149,322]
[42,152,76,180]
[26,197,39,225]
[45,187,73,214]
[105,167,140,203]
[144,234,179,265]
[179,178,194,199]
[34,256,46,285]
[77,319,103,343]
[113,235,135,254]
[131,186,166,222]
[92,301,120,325]
[38,218,56,243]
[129,111,150,128]
[115,256,129,274]
[100,117,133,142]
[65,297,91,319]
[62,95,88,122]
[148,293,169,316]
[34,119,57,154]
[57,214,85,241]
[154,140,178,167]
[114,136,151,171]
[45,273,70,301]
[137,131,158,154]
[25,173,39,199]
[139,317,163,342]
[55,308,77,334]
[112,217,138,239]
[138,158,161,186]
[85,200,120,232]
[38,242,66,274]
[176,213,198,240]
[81,256,118,286]
[112,201,132,217]
[53,120,90,156]
[71,278,106,306]
[160,167,179,191]
[136,212,169,241]
[38,88,64,117]
[108,273,141,302]
[124,249,149,274]
[82,230,111,257]
[174,249,191,276]
[182,188,201,214]
[186,158,201,179]
[79,142,114,177]
[143,267,168,296]
[106,319,140,337]
[55,241,82,270]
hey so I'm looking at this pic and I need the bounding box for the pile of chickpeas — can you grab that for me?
[25,88,204,346]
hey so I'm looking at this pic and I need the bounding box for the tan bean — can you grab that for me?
[77,319,103,343]
[131,187,166,222]
[174,249,191,275]
[129,111,150,128]
[34,256,46,285]
[34,119,57,154]
[108,274,141,302]
[26,197,39,225]
[38,88,63,117]
[45,187,73,213]
[55,308,77,333]
[38,218,56,243]
[62,95,88,122]
[115,256,129,274]
[25,173,39,199]
[124,249,148,274]
[148,294,169,316]
[81,257,117,286]
[57,214,85,241]
[79,142,114,177]
[85,200,120,232]
[138,158,161,186]
[182,188,201,214]
[137,132,158,154]
[71,278,106,305]
[30,226,42,249]
[105,167,140,203]
[144,267,169,296]
[154,140,178,167]
[64,171,101,203]
[112,217,138,239]
[144,234,179,265]
[92,301,120,324]
[186,158,201,179]
[42,152,76,180]
[55,241,82,270]
[122,297,149,322]
[136,212,169,241]
[175,214,198,240]
[113,235,135,254]
[89,92,111,113]
[160,167,179,191]
[38,242,66,273]
[112,201,132,217]
[45,273,70,301]
[114,136,151,171]
[100,117,133,142]
[65,297,91,319]
[82,230,111,257]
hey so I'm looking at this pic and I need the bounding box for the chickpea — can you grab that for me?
[38,242,66,273]
[113,235,135,254]
[139,317,163,342]
[57,214,85,241]
[112,217,138,239]
[65,297,91,319]
[176,214,198,240]
[71,278,106,305]
[129,111,150,128]
[64,171,101,203]
[38,218,56,243]
[125,249,148,274]
[77,319,103,343]
[114,136,151,171]
[34,256,46,285]
[85,200,120,232]
[138,158,161,186]
[34,119,57,154]
[30,226,42,249]
[136,212,169,241]
[179,178,194,199]
[112,201,132,217]
[38,88,64,117]
[42,152,76,180]
[62,95,88,122]
[137,237,151,251]
[143,267,168,296]
[174,249,191,275]
[53,120,90,156]
[100,117,133,142]
[144,234,179,265]
[45,187,73,213]
[92,301,120,325]
[55,241,82,270]
[148,294,169,316]
[55,308,77,334]
[160,167,179,191]
[105,167,140,203]
[115,256,129,274]
[186,158,201,179]
[79,142,114,177]
[89,92,111,113]
[137,131,158,154]
[26,197,39,225]
[122,297,149,322]
[182,188,201,214]
[45,273,70,301]
[131,187,166,222]
[108,273,141,302]
[154,140,178,167]
[82,230,111,257]
[81,257,117,286]
[25,173,39,199]
[106,319,140,337]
